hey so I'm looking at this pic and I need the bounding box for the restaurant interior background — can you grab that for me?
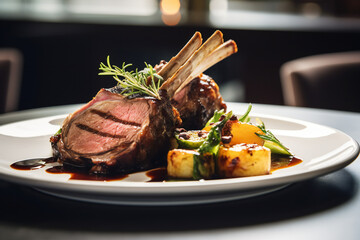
[0,0,360,113]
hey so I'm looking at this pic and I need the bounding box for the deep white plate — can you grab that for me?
[0,108,358,205]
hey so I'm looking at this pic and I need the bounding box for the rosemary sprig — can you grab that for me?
[99,56,163,100]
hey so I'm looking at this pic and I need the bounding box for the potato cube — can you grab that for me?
[167,149,198,178]
[218,143,271,178]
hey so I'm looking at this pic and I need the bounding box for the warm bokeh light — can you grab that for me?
[160,0,181,26]
[301,2,322,18]
[161,11,181,26]
[160,0,180,15]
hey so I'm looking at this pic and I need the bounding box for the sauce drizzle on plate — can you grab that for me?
[46,166,128,181]
[10,157,56,170]
[10,155,302,181]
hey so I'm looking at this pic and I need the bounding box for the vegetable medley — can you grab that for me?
[167,104,293,180]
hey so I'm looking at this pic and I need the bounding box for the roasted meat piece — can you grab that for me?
[51,89,180,174]
[171,73,226,129]
[51,30,237,174]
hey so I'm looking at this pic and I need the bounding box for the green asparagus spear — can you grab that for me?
[256,119,293,156]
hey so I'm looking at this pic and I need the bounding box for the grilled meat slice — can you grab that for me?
[52,88,180,174]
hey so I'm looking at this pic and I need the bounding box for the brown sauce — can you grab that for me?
[145,156,303,182]
[10,157,56,170]
[46,166,128,181]
[146,168,168,182]
[271,156,302,172]
[10,156,302,181]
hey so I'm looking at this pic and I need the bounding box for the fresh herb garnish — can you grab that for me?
[193,111,233,179]
[238,103,252,122]
[205,104,251,128]
[256,119,293,156]
[54,128,62,136]
[204,109,225,127]
[99,56,163,100]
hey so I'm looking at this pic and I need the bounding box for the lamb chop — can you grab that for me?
[171,73,226,129]
[159,30,235,129]
[155,61,226,129]
[51,30,237,174]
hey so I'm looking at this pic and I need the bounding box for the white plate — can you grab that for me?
[0,109,358,205]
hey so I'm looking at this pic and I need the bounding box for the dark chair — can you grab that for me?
[0,49,22,113]
[280,51,360,112]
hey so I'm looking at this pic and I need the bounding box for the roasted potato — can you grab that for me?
[217,143,271,178]
[167,149,198,178]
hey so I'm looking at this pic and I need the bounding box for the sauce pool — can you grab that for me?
[271,156,302,172]
[10,157,56,170]
[10,155,302,182]
[46,166,128,181]
[146,168,168,182]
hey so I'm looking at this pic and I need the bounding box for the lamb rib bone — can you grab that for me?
[176,39,238,94]
[157,32,202,82]
[160,30,224,98]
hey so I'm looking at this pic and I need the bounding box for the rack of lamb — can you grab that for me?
[50,30,238,174]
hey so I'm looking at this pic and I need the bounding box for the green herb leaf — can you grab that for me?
[54,128,62,136]
[99,56,163,100]
[238,103,252,122]
[204,109,225,127]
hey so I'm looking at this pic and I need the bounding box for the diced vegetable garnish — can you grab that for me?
[223,121,265,146]
[167,104,296,180]
[175,130,208,149]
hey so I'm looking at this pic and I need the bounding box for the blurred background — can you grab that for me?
[0,0,360,113]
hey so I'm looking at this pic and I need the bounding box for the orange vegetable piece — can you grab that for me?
[223,120,265,146]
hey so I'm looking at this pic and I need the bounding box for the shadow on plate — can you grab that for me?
[0,169,357,232]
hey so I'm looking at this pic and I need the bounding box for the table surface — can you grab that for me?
[0,103,359,240]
